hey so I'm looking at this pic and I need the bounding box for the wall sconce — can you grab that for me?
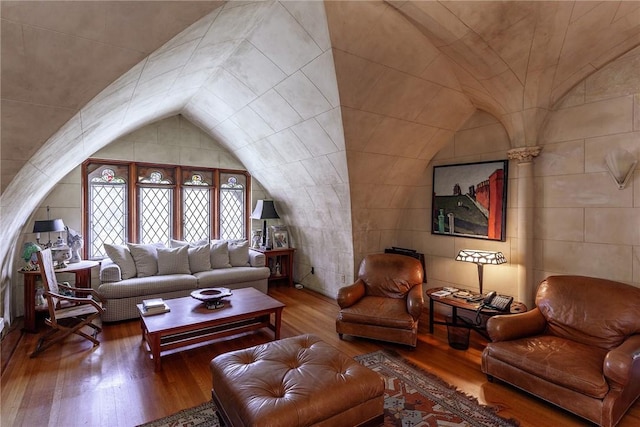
[605,148,637,190]
[455,249,506,295]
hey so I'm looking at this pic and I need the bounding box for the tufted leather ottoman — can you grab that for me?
[210,334,384,427]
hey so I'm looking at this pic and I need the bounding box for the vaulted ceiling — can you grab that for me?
[2,1,639,291]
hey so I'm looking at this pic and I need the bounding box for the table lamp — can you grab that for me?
[455,249,506,295]
[33,215,66,249]
[250,200,280,249]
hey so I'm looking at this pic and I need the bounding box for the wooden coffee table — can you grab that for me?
[136,287,285,371]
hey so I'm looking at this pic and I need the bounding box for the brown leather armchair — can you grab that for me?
[482,275,640,427]
[336,253,424,348]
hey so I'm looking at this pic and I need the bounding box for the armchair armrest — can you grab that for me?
[604,334,640,388]
[58,282,105,303]
[46,290,105,313]
[486,307,547,342]
[406,283,424,319]
[337,279,366,309]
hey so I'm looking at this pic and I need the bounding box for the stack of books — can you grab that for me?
[140,298,170,316]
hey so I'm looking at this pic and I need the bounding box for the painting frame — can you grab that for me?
[270,225,289,248]
[431,159,508,241]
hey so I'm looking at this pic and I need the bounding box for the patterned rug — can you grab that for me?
[139,350,519,427]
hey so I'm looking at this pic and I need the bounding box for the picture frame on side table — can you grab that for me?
[431,160,508,241]
[271,225,289,248]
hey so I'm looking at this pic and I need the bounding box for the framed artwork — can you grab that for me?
[271,225,289,248]
[431,160,508,241]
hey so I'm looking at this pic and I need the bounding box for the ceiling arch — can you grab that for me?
[2,1,640,308]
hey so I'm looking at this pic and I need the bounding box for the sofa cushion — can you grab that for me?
[188,244,211,273]
[170,238,209,248]
[228,240,250,267]
[157,246,191,275]
[210,241,231,269]
[337,296,415,330]
[484,335,609,399]
[127,243,162,277]
[195,266,270,288]
[104,244,137,279]
[97,274,197,299]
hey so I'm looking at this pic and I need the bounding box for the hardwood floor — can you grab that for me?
[2,286,638,427]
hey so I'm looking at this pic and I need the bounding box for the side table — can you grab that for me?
[18,260,100,333]
[426,287,527,341]
[253,247,295,287]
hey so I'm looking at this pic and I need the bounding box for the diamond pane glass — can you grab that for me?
[89,183,127,258]
[183,187,210,242]
[140,188,172,246]
[220,186,244,240]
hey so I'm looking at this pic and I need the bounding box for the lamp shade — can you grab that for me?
[33,219,66,233]
[251,200,280,220]
[456,249,506,265]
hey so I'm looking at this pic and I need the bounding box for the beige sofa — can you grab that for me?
[98,240,270,322]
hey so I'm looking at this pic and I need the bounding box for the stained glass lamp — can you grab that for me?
[455,249,506,295]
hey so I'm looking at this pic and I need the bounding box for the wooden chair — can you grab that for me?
[31,248,105,357]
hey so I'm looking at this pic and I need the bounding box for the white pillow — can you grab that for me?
[127,243,162,277]
[104,244,137,279]
[188,244,211,273]
[210,241,231,269]
[157,246,191,275]
[228,240,250,267]
[170,238,209,248]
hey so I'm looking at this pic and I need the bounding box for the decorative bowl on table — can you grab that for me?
[191,287,233,309]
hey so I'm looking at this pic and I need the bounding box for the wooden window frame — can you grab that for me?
[82,159,251,259]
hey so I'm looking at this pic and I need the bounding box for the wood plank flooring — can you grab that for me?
[2,286,638,426]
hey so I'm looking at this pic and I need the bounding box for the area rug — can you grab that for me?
[139,349,519,427]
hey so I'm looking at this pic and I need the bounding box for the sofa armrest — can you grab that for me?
[99,258,122,283]
[604,334,640,388]
[486,307,547,342]
[248,249,265,267]
[337,279,366,309]
[406,283,424,319]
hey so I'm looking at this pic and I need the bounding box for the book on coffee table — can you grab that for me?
[140,301,170,316]
[143,298,165,309]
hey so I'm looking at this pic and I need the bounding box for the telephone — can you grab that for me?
[481,291,513,311]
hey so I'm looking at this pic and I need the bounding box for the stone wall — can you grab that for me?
[397,46,640,302]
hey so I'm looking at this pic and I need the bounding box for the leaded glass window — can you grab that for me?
[182,172,212,242]
[138,169,173,246]
[84,160,249,259]
[87,166,128,258]
[220,173,246,240]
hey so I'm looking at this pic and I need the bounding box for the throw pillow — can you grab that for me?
[188,244,211,273]
[157,246,191,275]
[170,238,209,248]
[228,240,250,267]
[210,240,231,269]
[127,243,162,277]
[104,243,137,280]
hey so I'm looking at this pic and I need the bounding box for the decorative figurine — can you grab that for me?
[66,226,83,263]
